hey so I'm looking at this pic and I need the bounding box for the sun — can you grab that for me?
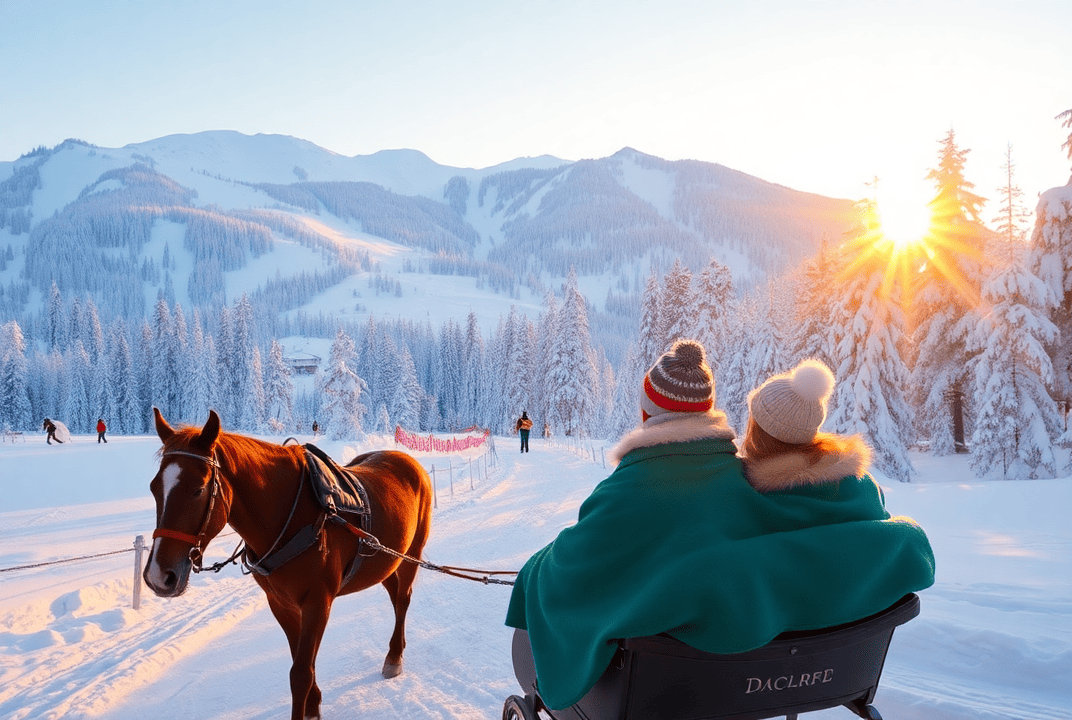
[877,191,933,254]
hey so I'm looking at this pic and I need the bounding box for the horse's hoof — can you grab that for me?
[382,661,403,678]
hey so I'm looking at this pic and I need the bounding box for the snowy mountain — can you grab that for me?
[0,132,858,341]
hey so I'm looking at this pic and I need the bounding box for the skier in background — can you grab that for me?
[43,418,61,445]
[96,418,108,443]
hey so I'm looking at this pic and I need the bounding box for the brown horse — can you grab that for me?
[143,408,433,720]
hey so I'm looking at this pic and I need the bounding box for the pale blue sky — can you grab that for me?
[3,0,1069,221]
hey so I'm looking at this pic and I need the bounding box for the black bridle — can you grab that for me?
[152,450,231,573]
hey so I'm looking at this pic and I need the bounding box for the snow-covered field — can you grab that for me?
[1,432,1069,719]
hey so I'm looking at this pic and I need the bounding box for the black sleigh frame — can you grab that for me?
[505,593,920,720]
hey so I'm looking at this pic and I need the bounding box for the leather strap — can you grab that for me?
[152,527,201,546]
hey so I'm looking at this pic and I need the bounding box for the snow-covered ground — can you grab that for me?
[1,432,1069,719]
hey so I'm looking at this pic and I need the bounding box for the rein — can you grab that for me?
[336,522,517,586]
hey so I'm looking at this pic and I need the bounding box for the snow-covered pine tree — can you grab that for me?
[248,347,267,433]
[47,281,65,352]
[136,321,154,434]
[150,296,175,421]
[107,318,137,435]
[969,235,1061,479]
[1030,117,1072,437]
[717,290,783,433]
[546,269,597,436]
[0,320,33,430]
[790,239,838,368]
[608,342,644,439]
[993,145,1034,247]
[828,206,915,481]
[637,269,665,363]
[533,292,559,431]
[462,311,486,429]
[184,311,215,424]
[375,403,391,434]
[912,130,990,454]
[390,345,423,431]
[232,296,259,431]
[501,307,533,433]
[82,298,104,365]
[264,339,294,432]
[714,293,754,435]
[435,319,466,430]
[592,347,616,438]
[170,303,191,423]
[64,341,92,433]
[215,307,235,424]
[661,258,693,348]
[357,317,382,419]
[319,326,367,440]
[484,314,510,433]
[91,340,115,432]
[690,257,734,377]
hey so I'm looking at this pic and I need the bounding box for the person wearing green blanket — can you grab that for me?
[505,342,935,711]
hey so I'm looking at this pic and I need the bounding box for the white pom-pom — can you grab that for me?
[790,359,834,402]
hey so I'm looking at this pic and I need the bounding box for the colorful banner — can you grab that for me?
[394,425,491,454]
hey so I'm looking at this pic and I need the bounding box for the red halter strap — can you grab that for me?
[152,527,201,546]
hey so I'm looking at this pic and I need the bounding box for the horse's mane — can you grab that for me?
[157,424,292,464]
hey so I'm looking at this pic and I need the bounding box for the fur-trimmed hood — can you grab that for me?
[742,434,872,492]
[609,411,736,465]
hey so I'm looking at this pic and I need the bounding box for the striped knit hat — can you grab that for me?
[641,339,714,424]
[748,359,835,444]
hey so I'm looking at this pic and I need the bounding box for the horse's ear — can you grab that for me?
[153,407,174,442]
[194,410,221,450]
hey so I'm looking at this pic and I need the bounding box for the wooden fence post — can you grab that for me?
[430,465,438,509]
[132,535,146,610]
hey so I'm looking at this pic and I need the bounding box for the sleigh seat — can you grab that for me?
[505,593,920,720]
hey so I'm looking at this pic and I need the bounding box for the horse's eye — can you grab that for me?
[193,486,206,498]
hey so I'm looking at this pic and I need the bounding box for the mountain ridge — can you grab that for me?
[0,131,859,360]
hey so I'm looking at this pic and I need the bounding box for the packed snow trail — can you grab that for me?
[1,435,1069,718]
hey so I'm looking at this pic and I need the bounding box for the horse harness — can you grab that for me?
[153,446,373,583]
[154,444,517,586]
[242,444,374,583]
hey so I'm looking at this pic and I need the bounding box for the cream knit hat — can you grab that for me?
[748,359,835,443]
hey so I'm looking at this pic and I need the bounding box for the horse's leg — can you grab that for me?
[381,498,430,679]
[288,595,332,720]
[266,593,323,720]
[380,562,418,678]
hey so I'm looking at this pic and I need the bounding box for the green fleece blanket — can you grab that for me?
[505,439,935,709]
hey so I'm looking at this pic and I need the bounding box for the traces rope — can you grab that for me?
[338,523,517,586]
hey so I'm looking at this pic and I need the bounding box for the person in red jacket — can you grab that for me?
[96,418,107,444]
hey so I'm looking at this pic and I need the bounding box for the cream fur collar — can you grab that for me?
[742,434,872,492]
[609,411,737,465]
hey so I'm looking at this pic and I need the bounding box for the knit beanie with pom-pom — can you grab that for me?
[640,339,714,424]
[747,359,835,443]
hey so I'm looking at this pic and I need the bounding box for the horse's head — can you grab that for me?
[144,408,231,597]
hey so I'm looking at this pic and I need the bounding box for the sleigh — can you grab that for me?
[504,593,920,720]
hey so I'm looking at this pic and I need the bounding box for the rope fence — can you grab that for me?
[0,530,243,610]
